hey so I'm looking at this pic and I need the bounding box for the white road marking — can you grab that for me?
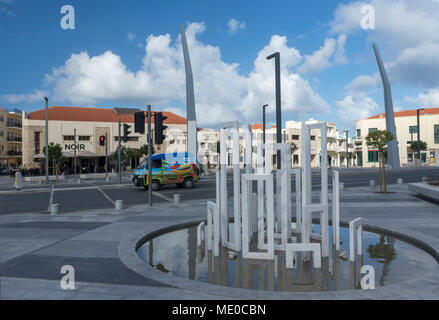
[90,183,115,206]
[0,188,50,194]
[152,191,174,202]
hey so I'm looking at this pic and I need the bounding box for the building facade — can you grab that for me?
[22,106,187,173]
[355,108,439,167]
[0,108,23,168]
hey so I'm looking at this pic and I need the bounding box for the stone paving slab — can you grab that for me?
[31,240,120,259]
[0,183,438,300]
[0,254,171,287]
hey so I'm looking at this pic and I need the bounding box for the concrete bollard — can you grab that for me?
[369,180,376,187]
[174,194,181,204]
[115,200,123,211]
[422,177,428,182]
[397,178,403,184]
[77,178,81,184]
[105,176,110,182]
[339,182,344,190]
[38,179,43,185]
[51,204,59,215]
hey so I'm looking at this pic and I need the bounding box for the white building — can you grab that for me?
[223,119,355,169]
[355,108,439,167]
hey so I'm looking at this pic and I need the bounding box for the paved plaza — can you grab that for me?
[0,182,438,300]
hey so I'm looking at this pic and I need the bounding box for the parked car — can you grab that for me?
[132,152,200,191]
[0,167,10,175]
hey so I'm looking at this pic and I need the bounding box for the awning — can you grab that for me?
[33,151,105,159]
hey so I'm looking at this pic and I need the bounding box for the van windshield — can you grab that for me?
[137,159,162,169]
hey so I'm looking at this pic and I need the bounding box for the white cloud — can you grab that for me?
[3,22,330,126]
[336,93,379,128]
[345,74,380,93]
[330,0,439,49]
[297,35,347,75]
[387,41,439,88]
[227,18,246,35]
[1,90,48,104]
[405,89,439,106]
[127,32,136,42]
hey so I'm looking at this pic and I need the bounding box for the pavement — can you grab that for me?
[0,181,439,300]
[1,167,439,215]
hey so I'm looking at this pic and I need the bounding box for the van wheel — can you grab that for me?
[183,177,193,189]
[151,180,160,191]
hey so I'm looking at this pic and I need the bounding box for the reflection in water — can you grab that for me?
[367,235,396,286]
[138,224,437,292]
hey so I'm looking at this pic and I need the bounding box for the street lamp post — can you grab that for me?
[74,128,77,178]
[417,108,424,165]
[44,97,49,184]
[345,130,349,168]
[410,130,414,164]
[266,52,282,169]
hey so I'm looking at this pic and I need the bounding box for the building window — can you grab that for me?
[0,131,3,137]
[368,150,378,163]
[434,125,439,144]
[310,136,316,141]
[356,129,361,139]
[63,135,74,141]
[34,132,40,154]
[79,136,90,141]
[409,126,418,134]
[293,154,299,164]
[0,116,3,122]
[291,135,300,140]
[368,128,378,134]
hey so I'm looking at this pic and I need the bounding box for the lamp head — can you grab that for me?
[266,52,279,60]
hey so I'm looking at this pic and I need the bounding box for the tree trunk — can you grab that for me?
[382,151,387,193]
[55,162,59,183]
[378,152,383,193]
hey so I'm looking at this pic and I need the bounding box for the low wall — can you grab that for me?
[408,182,439,202]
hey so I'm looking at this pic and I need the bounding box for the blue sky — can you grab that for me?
[1,0,438,132]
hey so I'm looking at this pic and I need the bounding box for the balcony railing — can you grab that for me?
[7,137,22,142]
[7,122,22,129]
[7,151,22,156]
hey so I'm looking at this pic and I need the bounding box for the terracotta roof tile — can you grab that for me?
[27,106,187,124]
[367,108,439,119]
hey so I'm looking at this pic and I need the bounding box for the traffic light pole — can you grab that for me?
[74,128,77,179]
[147,105,152,207]
[118,120,121,185]
[105,132,108,178]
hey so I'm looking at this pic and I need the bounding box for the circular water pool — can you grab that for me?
[137,223,438,292]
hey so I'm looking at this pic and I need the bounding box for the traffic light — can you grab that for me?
[99,135,105,146]
[134,111,145,134]
[154,112,168,145]
[123,124,132,143]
